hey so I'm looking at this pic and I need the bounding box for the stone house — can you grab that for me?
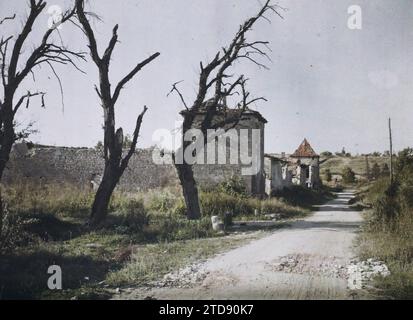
[181,99,267,196]
[290,139,320,188]
[264,139,321,195]
[264,154,291,195]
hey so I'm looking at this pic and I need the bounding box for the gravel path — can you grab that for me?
[119,191,364,300]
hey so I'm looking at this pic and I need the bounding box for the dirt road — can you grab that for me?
[119,191,363,300]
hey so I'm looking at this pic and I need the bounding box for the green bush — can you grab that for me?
[0,206,33,254]
[381,163,390,178]
[199,192,254,217]
[147,191,178,213]
[342,167,356,183]
[320,151,333,157]
[371,163,381,180]
[111,199,149,233]
[149,215,213,242]
[272,185,332,208]
[3,183,94,219]
[217,176,247,197]
[325,169,332,182]
[361,148,413,298]
[199,190,309,219]
[259,198,306,218]
[172,197,187,216]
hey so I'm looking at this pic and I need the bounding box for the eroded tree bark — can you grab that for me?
[169,0,282,220]
[174,118,201,219]
[76,0,159,226]
[0,1,84,214]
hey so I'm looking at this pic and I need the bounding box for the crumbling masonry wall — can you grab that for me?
[3,145,246,192]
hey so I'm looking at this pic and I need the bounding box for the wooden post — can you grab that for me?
[365,154,370,181]
[389,118,394,184]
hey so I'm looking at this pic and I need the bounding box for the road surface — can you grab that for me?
[120,190,363,300]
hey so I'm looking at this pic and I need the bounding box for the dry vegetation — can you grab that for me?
[321,155,389,178]
[0,178,329,299]
[355,149,413,299]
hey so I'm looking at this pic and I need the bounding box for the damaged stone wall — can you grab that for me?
[4,145,248,192]
[4,146,178,191]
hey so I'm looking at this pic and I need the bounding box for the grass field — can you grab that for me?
[320,155,390,177]
[354,148,413,299]
[0,182,330,299]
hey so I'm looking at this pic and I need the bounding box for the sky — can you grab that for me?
[1,0,413,155]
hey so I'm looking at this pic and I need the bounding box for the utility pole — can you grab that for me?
[365,154,371,181]
[389,118,394,184]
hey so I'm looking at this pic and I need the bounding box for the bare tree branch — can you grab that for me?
[172,0,280,220]
[112,52,160,104]
[102,25,118,63]
[120,105,148,172]
[0,0,86,201]
[167,81,188,110]
[75,0,159,225]
[13,91,45,115]
[0,14,16,25]
[45,61,65,112]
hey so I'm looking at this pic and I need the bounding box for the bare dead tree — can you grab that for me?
[389,118,394,184]
[169,0,283,219]
[0,1,85,189]
[75,0,160,226]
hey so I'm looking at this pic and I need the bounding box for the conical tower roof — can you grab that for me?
[291,139,318,157]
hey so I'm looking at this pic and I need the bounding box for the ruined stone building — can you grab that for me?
[264,139,321,195]
[181,100,267,196]
[5,109,320,197]
[289,139,321,188]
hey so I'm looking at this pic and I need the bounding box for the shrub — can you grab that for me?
[3,183,94,219]
[111,199,149,233]
[325,169,332,182]
[0,206,28,254]
[320,151,333,157]
[0,198,44,253]
[371,163,381,180]
[172,197,187,216]
[147,191,177,213]
[360,148,413,298]
[272,186,332,208]
[199,190,309,219]
[217,176,247,197]
[149,215,213,242]
[381,163,390,177]
[342,167,356,183]
[199,192,254,217]
[259,198,306,218]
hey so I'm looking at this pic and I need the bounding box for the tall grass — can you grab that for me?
[0,179,328,299]
[358,149,413,299]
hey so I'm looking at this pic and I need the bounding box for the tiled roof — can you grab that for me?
[180,100,267,123]
[291,139,318,157]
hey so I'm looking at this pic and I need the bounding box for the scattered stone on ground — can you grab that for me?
[264,213,282,220]
[267,254,391,290]
[267,253,348,279]
[347,258,390,289]
[150,262,209,289]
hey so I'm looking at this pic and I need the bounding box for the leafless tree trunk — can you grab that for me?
[76,0,160,226]
[169,0,282,219]
[365,154,371,181]
[389,118,394,184]
[0,1,85,212]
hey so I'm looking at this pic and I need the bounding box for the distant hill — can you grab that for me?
[320,155,390,179]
